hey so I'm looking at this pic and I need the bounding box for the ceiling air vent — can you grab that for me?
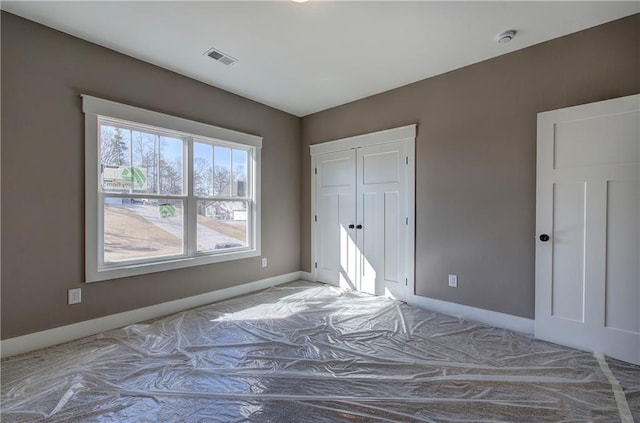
[204,47,238,66]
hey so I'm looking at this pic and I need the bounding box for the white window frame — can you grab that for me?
[83,95,262,282]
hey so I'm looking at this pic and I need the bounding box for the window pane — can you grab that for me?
[131,130,158,194]
[100,124,132,192]
[214,146,231,196]
[232,149,248,197]
[196,200,248,251]
[194,142,213,196]
[159,136,184,195]
[104,197,183,263]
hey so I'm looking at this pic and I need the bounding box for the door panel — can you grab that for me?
[551,182,585,322]
[363,150,400,184]
[536,94,640,364]
[318,194,339,274]
[605,180,639,334]
[384,192,400,283]
[361,192,378,294]
[315,151,356,288]
[322,158,354,187]
[553,110,639,169]
[357,142,407,297]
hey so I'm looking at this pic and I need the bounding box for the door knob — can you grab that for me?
[348,224,355,229]
[539,234,550,242]
[356,224,363,229]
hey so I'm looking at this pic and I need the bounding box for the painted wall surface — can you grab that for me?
[2,11,639,339]
[1,12,301,339]
[301,14,639,319]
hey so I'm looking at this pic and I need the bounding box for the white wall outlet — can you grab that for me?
[261,258,268,268]
[68,288,82,304]
[448,274,458,288]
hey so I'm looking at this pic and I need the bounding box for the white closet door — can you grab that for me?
[356,141,408,297]
[536,94,639,364]
[315,150,357,288]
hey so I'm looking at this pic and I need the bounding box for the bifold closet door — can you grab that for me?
[315,150,357,288]
[315,140,409,298]
[356,142,408,297]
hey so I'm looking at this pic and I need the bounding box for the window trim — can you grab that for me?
[83,95,262,283]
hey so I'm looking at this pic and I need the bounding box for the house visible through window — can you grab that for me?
[83,95,262,282]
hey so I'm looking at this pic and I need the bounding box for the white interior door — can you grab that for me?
[357,141,408,298]
[315,150,357,288]
[535,94,640,365]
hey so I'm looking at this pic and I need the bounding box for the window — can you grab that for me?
[83,95,262,282]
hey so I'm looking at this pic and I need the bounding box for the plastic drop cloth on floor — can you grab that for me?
[1,281,638,422]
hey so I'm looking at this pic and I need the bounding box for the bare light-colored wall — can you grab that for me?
[1,12,301,339]
[300,14,640,319]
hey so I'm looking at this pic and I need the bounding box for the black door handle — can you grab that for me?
[348,224,355,229]
[356,224,363,229]
[539,234,550,242]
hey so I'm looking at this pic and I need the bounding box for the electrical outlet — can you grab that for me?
[262,258,268,268]
[448,274,458,288]
[68,288,82,304]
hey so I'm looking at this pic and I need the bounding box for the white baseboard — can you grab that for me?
[1,273,534,359]
[0,271,303,358]
[299,271,314,281]
[407,294,534,335]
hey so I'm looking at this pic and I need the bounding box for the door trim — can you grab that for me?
[309,124,416,156]
[310,124,416,301]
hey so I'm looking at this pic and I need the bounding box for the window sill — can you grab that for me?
[86,249,260,283]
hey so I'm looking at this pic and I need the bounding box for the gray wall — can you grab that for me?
[301,14,640,319]
[1,12,301,339]
[2,11,639,340]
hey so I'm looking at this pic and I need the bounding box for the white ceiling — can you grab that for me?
[2,1,638,117]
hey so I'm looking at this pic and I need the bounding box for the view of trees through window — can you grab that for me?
[100,125,184,195]
[99,121,250,263]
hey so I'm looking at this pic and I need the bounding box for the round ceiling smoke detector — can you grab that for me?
[496,30,517,44]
